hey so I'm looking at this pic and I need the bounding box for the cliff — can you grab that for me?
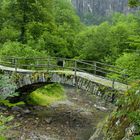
[71,0,139,24]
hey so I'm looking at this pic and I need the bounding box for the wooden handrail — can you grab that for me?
[0,56,128,84]
[81,59,124,70]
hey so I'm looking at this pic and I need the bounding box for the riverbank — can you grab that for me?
[1,85,114,140]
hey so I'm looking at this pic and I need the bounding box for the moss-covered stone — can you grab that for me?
[27,83,66,106]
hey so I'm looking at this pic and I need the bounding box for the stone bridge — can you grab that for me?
[0,57,129,101]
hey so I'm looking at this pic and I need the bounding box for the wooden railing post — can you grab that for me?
[62,58,65,69]
[36,58,39,67]
[14,58,17,72]
[112,79,115,89]
[74,60,77,86]
[122,74,128,85]
[94,61,96,75]
[47,56,50,72]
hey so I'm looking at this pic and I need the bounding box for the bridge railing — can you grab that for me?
[0,56,128,85]
[74,60,128,83]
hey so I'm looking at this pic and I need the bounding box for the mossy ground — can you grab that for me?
[0,135,6,140]
[27,83,66,106]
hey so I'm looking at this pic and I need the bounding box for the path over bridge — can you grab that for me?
[0,57,129,92]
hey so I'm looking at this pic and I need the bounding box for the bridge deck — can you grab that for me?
[0,65,129,91]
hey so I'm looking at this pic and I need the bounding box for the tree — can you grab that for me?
[0,0,83,58]
[0,41,47,60]
[52,0,83,57]
[129,0,140,7]
[40,0,83,57]
[0,0,54,43]
[75,22,111,61]
[108,52,140,82]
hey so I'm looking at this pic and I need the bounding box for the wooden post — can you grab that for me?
[94,61,96,75]
[123,74,128,85]
[74,60,77,87]
[112,79,115,89]
[14,58,17,72]
[63,59,65,69]
[36,59,39,68]
[47,57,50,72]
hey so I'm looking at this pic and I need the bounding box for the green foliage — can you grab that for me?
[0,26,19,43]
[107,22,135,62]
[0,0,83,58]
[129,35,140,49]
[0,75,18,100]
[75,22,110,61]
[1,1,140,139]
[0,0,54,43]
[0,136,6,140]
[108,53,140,82]
[45,0,83,57]
[0,115,13,131]
[104,81,140,140]
[0,100,25,107]
[0,41,47,58]
[81,11,113,25]
[129,0,140,7]
[0,114,14,140]
[0,0,140,81]
[28,83,66,106]
[134,135,140,140]
[74,12,139,66]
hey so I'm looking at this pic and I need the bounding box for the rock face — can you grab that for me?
[72,0,135,15]
[71,0,139,24]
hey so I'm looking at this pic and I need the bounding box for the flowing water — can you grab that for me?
[4,85,113,140]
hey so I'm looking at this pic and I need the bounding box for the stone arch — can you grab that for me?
[3,71,118,102]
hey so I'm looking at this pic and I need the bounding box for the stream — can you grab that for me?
[2,85,113,140]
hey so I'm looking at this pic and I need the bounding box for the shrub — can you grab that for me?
[0,75,18,100]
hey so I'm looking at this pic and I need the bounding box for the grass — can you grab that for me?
[28,83,66,106]
[0,115,14,140]
[134,136,140,140]
[0,136,6,140]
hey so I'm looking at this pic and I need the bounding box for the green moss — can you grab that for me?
[0,100,25,107]
[28,83,66,106]
[0,136,7,140]
[134,136,140,140]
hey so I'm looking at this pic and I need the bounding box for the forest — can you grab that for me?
[0,0,140,140]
